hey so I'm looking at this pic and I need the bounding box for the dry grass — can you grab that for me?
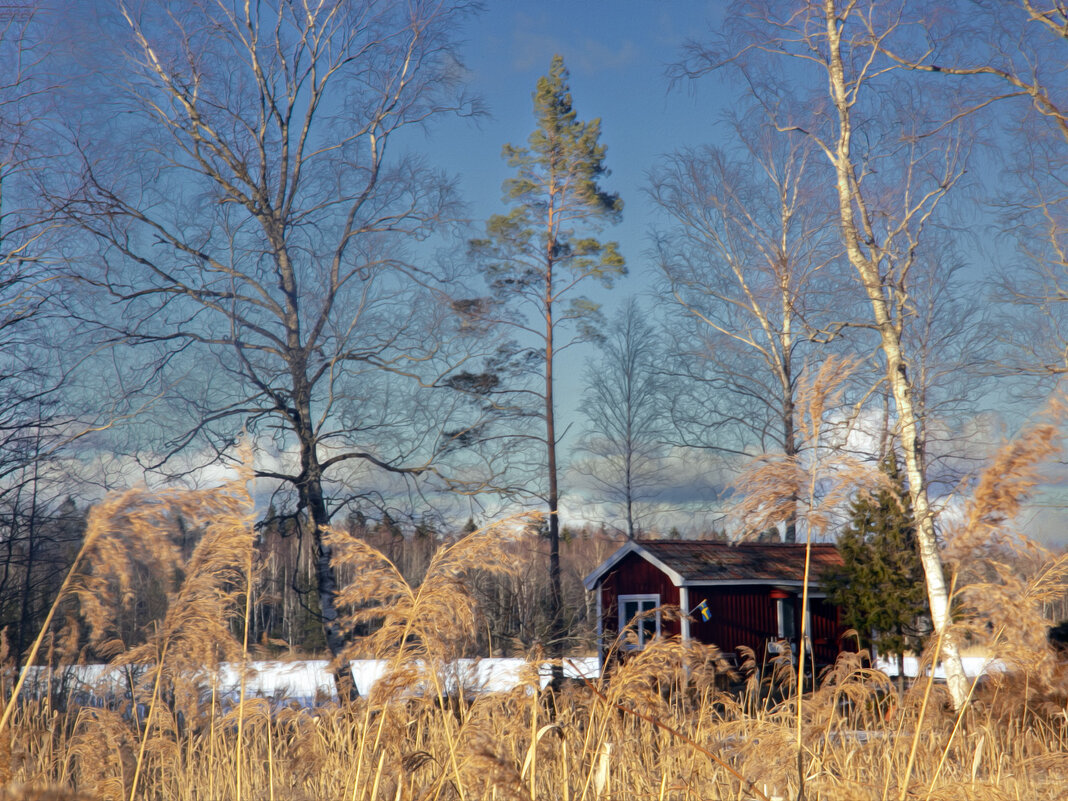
[2,431,1068,801]
[8,639,1067,801]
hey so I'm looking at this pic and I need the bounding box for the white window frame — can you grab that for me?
[619,593,661,649]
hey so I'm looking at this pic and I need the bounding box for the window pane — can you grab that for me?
[620,596,659,648]
[641,617,656,642]
[780,598,796,639]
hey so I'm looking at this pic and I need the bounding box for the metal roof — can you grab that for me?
[583,539,843,590]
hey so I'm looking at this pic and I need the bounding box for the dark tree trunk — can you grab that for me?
[545,272,565,687]
[295,396,359,702]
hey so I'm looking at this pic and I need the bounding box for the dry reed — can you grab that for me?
[1,428,1068,800]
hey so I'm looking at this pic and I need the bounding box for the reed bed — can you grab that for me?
[2,640,1068,801]
[3,429,1068,801]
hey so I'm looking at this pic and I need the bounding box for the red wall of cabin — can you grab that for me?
[688,586,777,661]
[598,551,845,667]
[598,551,682,644]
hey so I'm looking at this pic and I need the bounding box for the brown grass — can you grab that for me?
[2,429,1068,801]
[2,624,1068,800]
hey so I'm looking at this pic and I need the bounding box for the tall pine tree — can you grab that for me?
[826,453,930,685]
[469,55,624,665]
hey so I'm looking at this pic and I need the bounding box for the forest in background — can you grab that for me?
[0,498,629,663]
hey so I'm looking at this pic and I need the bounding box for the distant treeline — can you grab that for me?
[0,501,624,665]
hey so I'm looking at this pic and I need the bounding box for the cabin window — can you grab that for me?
[619,594,661,648]
[777,596,797,640]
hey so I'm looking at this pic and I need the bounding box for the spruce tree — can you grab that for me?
[826,453,930,685]
[469,55,624,665]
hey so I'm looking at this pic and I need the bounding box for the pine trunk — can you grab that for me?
[546,247,565,686]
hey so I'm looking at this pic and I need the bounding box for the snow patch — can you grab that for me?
[17,658,602,707]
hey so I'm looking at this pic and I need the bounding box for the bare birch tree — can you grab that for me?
[575,297,667,540]
[650,117,847,542]
[680,0,973,706]
[62,0,481,698]
[893,1,1068,383]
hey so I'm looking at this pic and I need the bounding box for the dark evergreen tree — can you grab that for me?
[826,453,929,686]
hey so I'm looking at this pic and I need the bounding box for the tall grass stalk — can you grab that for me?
[796,534,814,801]
[348,700,377,801]
[209,677,218,801]
[235,540,255,801]
[895,573,955,801]
[0,515,103,735]
[370,750,386,801]
[266,702,276,801]
[526,690,537,800]
[128,639,169,801]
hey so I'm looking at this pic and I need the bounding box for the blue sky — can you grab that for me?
[48,0,739,531]
[51,1,1063,541]
[406,3,1068,541]
[429,1,731,304]
[417,2,737,517]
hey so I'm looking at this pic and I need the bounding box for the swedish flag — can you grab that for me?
[694,599,711,622]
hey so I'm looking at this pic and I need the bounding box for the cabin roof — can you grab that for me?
[583,539,843,591]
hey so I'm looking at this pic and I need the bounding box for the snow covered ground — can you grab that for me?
[872,653,1003,679]
[17,653,1004,707]
[18,657,602,707]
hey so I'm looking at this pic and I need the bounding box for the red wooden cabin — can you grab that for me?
[583,540,848,670]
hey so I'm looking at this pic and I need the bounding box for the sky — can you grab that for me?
[434,2,729,304]
[417,2,738,529]
[407,2,1068,542]
[34,0,739,533]
[37,1,1065,542]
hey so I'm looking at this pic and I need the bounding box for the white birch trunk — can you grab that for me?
[821,0,968,709]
